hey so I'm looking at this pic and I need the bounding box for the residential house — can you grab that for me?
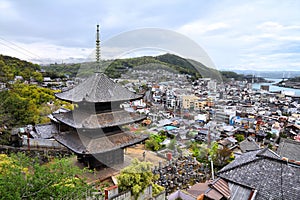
[217,148,300,200]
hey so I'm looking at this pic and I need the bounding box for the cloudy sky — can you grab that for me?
[0,0,300,71]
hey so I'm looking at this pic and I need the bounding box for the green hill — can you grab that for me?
[42,53,224,81]
[0,54,43,82]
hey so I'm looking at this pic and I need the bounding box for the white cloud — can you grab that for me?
[176,1,300,71]
[178,21,230,36]
[1,0,300,71]
[0,0,19,19]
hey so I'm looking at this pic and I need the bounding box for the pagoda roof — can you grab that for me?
[54,131,148,154]
[53,110,146,129]
[55,73,142,103]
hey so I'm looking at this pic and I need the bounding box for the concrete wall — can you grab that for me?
[167,190,196,200]
[108,185,166,200]
[110,191,131,200]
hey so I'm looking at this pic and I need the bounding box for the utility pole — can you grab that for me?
[210,156,215,180]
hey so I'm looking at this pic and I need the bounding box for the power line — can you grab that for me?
[0,40,36,59]
[0,37,42,61]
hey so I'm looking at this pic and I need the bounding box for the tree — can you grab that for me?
[0,83,72,127]
[0,54,43,82]
[32,71,43,82]
[0,153,95,200]
[0,60,14,81]
[208,142,234,168]
[145,133,166,151]
[118,159,163,199]
[213,147,234,167]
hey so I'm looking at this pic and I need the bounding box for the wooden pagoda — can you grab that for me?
[52,25,148,168]
[53,72,148,168]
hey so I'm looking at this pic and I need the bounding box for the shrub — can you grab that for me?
[235,134,245,142]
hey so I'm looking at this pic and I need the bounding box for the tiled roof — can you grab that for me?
[277,138,300,161]
[218,149,300,200]
[187,182,209,197]
[209,178,231,199]
[218,149,261,173]
[34,123,58,139]
[54,131,149,154]
[239,137,260,153]
[55,73,142,103]
[228,182,253,200]
[53,110,146,129]
[256,148,281,160]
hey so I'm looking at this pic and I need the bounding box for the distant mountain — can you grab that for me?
[0,54,42,82]
[230,69,300,79]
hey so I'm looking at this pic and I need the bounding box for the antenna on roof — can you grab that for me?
[96,24,101,72]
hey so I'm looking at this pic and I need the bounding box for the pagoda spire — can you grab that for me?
[96,24,101,72]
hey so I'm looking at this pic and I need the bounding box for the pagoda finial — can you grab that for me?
[96,24,101,72]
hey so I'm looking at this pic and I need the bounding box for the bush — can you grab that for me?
[118,159,157,199]
[152,183,164,196]
[0,153,95,199]
[145,137,161,151]
[266,132,272,139]
[235,134,245,142]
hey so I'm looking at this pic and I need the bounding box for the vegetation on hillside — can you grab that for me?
[0,83,72,127]
[0,54,43,82]
[0,153,95,200]
[105,54,203,80]
[41,54,258,82]
[221,71,245,81]
[42,54,227,80]
[42,63,81,78]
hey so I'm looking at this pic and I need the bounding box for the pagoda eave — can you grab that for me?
[53,131,149,155]
[53,110,147,129]
[54,93,143,104]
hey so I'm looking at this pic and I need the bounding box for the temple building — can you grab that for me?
[51,25,148,168]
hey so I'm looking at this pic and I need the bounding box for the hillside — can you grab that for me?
[0,54,43,82]
[275,76,300,89]
[287,76,300,82]
[42,54,225,81]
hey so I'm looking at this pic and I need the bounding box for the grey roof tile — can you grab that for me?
[53,110,146,129]
[239,137,260,153]
[54,130,148,154]
[34,123,58,139]
[218,149,261,173]
[218,149,300,200]
[277,138,300,161]
[228,182,253,200]
[55,73,142,103]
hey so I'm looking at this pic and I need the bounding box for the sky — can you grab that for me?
[0,0,300,71]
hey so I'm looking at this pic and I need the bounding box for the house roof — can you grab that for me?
[186,178,252,200]
[54,130,149,154]
[228,182,254,200]
[53,110,146,129]
[187,182,209,198]
[239,137,260,153]
[55,73,142,103]
[277,138,300,161]
[34,123,58,139]
[203,178,231,200]
[218,148,300,200]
